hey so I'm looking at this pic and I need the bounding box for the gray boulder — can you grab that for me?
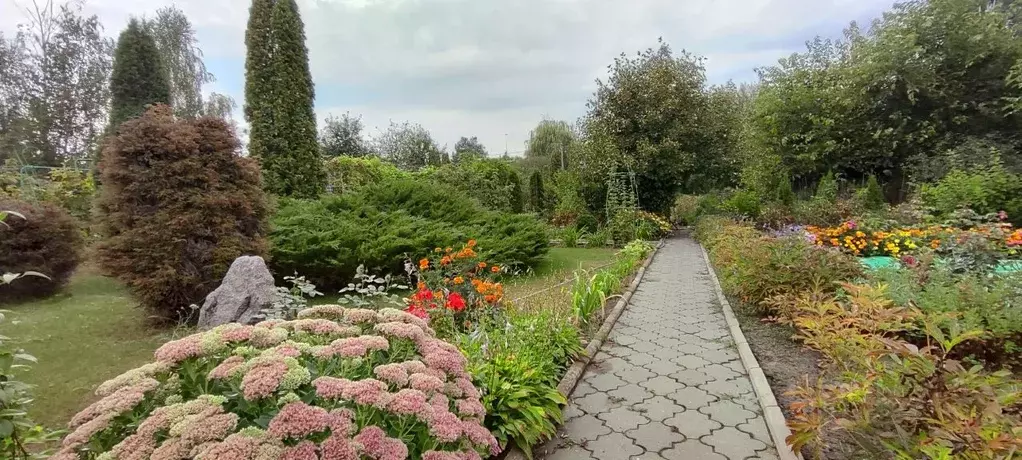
[198,255,275,328]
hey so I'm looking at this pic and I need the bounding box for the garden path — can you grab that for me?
[540,237,780,460]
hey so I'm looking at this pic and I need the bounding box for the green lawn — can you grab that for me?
[0,266,181,428]
[0,247,617,429]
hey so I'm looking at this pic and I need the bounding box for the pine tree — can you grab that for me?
[244,0,325,198]
[109,19,170,128]
[244,0,274,162]
[529,171,546,214]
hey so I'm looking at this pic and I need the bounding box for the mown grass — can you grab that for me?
[0,247,616,429]
[0,265,182,428]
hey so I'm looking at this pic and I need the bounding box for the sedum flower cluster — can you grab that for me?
[55,306,499,460]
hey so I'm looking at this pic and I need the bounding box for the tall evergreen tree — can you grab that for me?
[244,0,325,198]
[109,19,170,128]
[244,0,274,161]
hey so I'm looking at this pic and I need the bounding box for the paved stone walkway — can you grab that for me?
[540,237,779,460]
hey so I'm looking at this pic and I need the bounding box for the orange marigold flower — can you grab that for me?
[434,247,442,253]
[467,239,477,248]
[419,258,429,270]
[453,276,464,285]
[417,281,426,290]
[445,247,453,253]
[478,262,487,269]
[440,256,452,265]
[490,265,500,273]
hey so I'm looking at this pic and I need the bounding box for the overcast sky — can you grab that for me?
[1,0,895,154]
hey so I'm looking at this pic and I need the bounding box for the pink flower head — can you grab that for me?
[70,378,159,429]
[268,402,331,440]
[272,343,303,357]
[343,308,379,324]
[429,394,450,412]
[999,210,1009,221]
[313,377,351,399]
[426,410,463,442]
[289,318,348,335]
[374,322,425,341]
[282,440,319,460]
[327,409,356,437]
[454,378,480,399]
[400,360,428,374]
[353,426,408,460]
[340,379,388,406]
[241,357,289,400]
[373,363,410,387]
[455,398,485,419]
[462,421,500,455]
[219,324,255,342]
[377,308,431,332]
[409,373,446,394]
[331,335,390,358]
[209,355,246,380]
[193,432,263,460]
[297,304,347,321]
[387,389,430,418]
[423,451,461,460]
[154,335,203,364]
[320,435,359,460]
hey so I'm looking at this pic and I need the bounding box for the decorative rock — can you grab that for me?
[198,255,275,328]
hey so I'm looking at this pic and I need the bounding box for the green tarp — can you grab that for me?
[860,256,900,270]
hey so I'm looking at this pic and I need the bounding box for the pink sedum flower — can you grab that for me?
[340,379,389,406]
[240,358,289,400]
[353,426,409,460]
[313,377,351,399]
[281,440,319,460]
[374,322,425,341]
[387,389,431,418]
[373,363,410,387]
[455,398,485,419]
[268,402,331,440]
[409,373,445,394]
[319,435,360,460]
[154,335,203,364]
[426,410,463,442]
[208,355,246,380]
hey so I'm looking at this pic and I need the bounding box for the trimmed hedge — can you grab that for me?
[0,199,83,301]
[271,179,549,288]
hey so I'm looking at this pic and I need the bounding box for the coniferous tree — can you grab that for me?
[244,0,274,161]
[244,0,325,198]
[109,19,170,128]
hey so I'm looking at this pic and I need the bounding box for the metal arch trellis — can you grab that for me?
[605,165,640,222]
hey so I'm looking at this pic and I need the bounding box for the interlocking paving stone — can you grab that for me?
[608,383,655,405]
[540,238,780,460]
[700,400,758,426]
[663,409,723,438]
[633,395,683,422]
[704,426,769,460]
[586,431,644,459]
[661,440,728,460]
[562,414,611,442]
[627,422,684,452]
[598,405,649,432]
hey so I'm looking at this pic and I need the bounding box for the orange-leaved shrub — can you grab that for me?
[0,198,83,301]
[97,105,269,323]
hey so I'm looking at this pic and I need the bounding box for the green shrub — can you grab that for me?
[421,159,524,213]
[96,106,270,323]
[775,179,796,207]
[696,193,724,216]
[528,171,547,215]
[816,171,839,202]
[670,194,700,225]
[0,198,83,302]
[919,157,1022,225]
[857,175,887,210]
[721,189,762,218]
[575,212,598,233]
[270,180,549,289]
[56,307,500,459]
[324,155,408,194]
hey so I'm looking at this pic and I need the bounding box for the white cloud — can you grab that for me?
[2,0,895,153]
